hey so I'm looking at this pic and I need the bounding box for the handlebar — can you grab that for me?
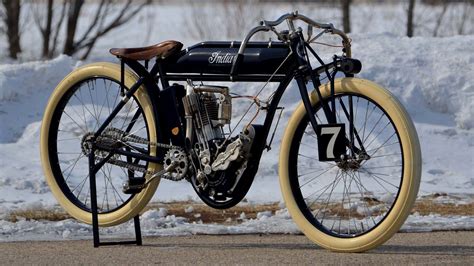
[263,12,351,57]
[230,12,352,77]
[262,12,333,29]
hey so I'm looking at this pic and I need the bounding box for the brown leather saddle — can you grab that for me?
[109,40,183,60]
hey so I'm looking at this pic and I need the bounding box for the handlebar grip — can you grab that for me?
[230,54,244,77]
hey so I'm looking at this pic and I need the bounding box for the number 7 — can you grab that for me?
[320,127,341,159]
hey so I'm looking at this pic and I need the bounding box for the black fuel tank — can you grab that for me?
[164,41,293,75]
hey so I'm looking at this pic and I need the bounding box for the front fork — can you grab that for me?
[291,34,366,161]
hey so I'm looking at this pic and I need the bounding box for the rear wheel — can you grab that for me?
[279,78,421,252]
[40,63,161,226]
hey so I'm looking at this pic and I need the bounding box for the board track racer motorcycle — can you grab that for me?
[40,12,421,252]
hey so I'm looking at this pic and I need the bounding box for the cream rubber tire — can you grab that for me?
[40,62,161,227]
[279,78,421,252]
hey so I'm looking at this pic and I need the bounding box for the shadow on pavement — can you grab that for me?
[143,242,320,250]
[372,244,474,256]
[144,241,473,256]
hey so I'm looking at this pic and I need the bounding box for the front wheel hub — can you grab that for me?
[337,151,370,171]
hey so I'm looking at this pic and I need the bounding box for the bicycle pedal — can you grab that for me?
[122,177,146,194]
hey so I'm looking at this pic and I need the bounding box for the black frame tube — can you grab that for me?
[349,95,354,156]
[296,74,320,134]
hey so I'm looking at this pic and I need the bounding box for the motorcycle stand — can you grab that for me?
[88,149,143,248]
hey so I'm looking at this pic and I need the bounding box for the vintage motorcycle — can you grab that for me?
[40,12,421,252]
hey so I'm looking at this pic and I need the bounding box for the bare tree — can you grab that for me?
[457,0,472,35]
[2,0,22,59]
[186,0,263,41]
[32,0,67,58]
[342,0,351,33]
[31,0,149,59]
[222,0,263,39]
[65,0,151,59]
[433,2,448,37]
[63,0,83,56]
[407,0,416,37]
[0,5,4,36]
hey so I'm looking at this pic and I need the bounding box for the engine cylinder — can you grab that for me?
[183,84,232,144]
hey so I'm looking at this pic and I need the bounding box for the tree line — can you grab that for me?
[1,0,150,59]
[342,0,471,37]
[1,0,472,60]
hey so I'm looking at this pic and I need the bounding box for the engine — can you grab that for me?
[182,82,253,196]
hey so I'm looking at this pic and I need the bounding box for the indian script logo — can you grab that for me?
[208,51,235,64]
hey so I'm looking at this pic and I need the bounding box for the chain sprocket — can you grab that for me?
[163,148,188,181]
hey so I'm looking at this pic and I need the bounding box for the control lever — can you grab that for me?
[307,24,313,42]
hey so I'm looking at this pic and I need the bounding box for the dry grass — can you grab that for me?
[6,195,474,223]
[413,201,474,216]
[8,208,71,223]
[414,193,474,216]
[143,202,282,224]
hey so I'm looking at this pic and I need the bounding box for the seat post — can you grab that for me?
[120,58,125,97]
[157,60,170,89]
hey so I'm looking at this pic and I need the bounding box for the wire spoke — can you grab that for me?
[364,121,391,150]
[318,169,343,223]
[360,168,400,189]
[299,165,338,188]
[105,165,119,207]
[362,112,384,144]
[62,110,88,133]
[369,153,401,159]
[298,168,330,178]
[62,154,85,181]
[73,93,97,129]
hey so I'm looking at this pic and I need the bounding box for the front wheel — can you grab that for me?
[279,78,421,252]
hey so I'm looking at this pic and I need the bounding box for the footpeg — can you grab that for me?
[122,177,146,194]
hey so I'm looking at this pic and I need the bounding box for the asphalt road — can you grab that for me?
[1,232,473,265]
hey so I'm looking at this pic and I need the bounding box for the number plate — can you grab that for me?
[316,124,346,161]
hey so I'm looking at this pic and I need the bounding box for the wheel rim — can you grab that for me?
[47,77,150,213]
[289,93,404,238]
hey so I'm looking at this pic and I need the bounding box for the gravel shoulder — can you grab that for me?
[1,232,473,265]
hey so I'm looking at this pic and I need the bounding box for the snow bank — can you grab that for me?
[352,34,474,129]
[0,55,78,143]
[0,55,76,102]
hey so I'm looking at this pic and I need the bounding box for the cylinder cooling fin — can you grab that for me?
[182,83,232,144]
